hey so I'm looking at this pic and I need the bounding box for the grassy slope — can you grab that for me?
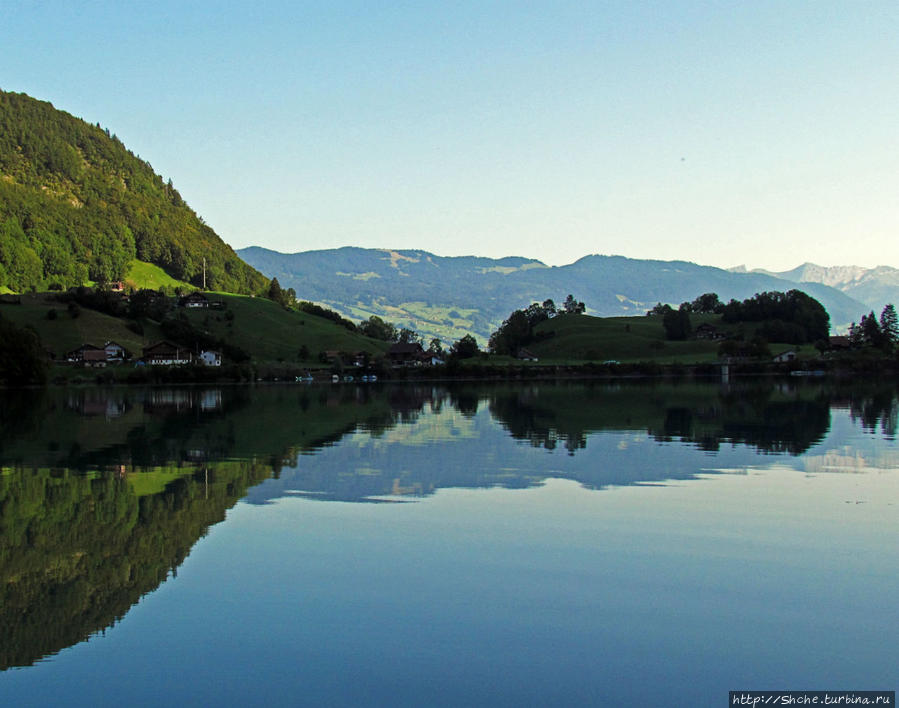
[1,291,388,364]
[124,260,193,291]
[527,313,811,363]
[181,294,388,363]
[0,294,164,357]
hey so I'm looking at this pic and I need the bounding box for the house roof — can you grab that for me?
[143,341,188,356]
[389,342,424,355]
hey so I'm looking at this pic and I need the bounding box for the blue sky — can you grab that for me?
[2,1,897,269]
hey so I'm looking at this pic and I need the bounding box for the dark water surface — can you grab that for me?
[1,381,896,706]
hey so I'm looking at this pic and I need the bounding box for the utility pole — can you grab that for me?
[202,257,206,290]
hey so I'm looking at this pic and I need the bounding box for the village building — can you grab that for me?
[773,350,798,363]
[142,341,193,366]
[180,292,209,308]
[828,336,850,350]
[516,348,539,362]
[694,323,725,340]
[388,342,425,367]
[104,341,126,362]
[198,350,222,367]
[65,344,107,366]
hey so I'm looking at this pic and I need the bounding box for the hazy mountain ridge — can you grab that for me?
[239,247,869,344]
[733,263,899,315]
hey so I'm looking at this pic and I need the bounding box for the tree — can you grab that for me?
[541,299,556,317]
[563,294,586,314]
[691,292,722,314]
[663,304,692,340]
[860,311,884,348]
[489,309,530,355]
[396,327,421,345]
[450,334,480,359]
[0,314,48,385]
[848,321,863,348]
[267,277,289,306]
[879,304,898,348]
[358,316,397,342]
[427,338,444,356]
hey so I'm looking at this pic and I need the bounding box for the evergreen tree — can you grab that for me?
[450,334,480,359]
[861,311,883,348]
[879,304,898,347]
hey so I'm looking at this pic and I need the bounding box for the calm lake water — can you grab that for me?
[1,381,897,706]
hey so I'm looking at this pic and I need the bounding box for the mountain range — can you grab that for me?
[732,263,899,316]
[239,246,893,344]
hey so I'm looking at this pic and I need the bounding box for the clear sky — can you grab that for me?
[2,1,897,270]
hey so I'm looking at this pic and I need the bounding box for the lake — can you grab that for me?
[1,381,896,706]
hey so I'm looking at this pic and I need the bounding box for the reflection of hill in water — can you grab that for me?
[0,461,269,671]
[2,380,897,669]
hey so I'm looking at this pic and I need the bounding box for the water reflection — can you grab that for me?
[1,379,898,672]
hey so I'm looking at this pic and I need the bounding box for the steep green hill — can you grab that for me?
[0,89,266,295]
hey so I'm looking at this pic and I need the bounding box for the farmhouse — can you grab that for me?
[66,344,107,366]
[104,341,126,362]
[388,342,425,366]
[142,341,193,365]
[198,350,222,367]
[694,323,725,340]
[773,350,798,363]
[180,292,209,308]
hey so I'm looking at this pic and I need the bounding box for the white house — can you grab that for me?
[104,341,126,362]
[198,350,222,367]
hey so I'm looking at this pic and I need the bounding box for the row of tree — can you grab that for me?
[848,305,898,351]
[650,290,830,344]
[488,295,586,355]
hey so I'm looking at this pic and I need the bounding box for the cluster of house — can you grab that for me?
[320,342,447,368]
[387,342,445,367]
[65,340,222,367]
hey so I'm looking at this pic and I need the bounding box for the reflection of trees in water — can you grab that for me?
[485,389,594,455]
[0,388,49,461]
[3,380,899,669]
[0,461,269,671]
[488,382,836,456]
[846,389,898,438]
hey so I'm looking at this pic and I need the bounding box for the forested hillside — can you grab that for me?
[0,90,266,294]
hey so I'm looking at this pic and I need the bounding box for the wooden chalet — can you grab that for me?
[65,344,106,366]
[142,341,193,366]
[180,292,209,308]
[104,341,127,362]
[388,342,425,366]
